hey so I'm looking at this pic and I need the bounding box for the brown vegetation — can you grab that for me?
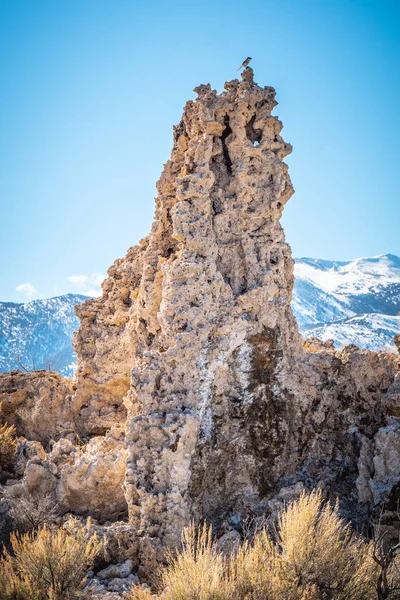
[0,520,101,600]
[8,493,59,532]
[0,424,17,471]
[126,491,400,600]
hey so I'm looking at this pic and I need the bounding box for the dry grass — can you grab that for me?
[0,423,17,471]
[0,521,102,600]
[125,587,155,600]
[162,523,229,600]
[130,491,380,600]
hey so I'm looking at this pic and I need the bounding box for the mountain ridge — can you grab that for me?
[293,253,400,351]
[0,293,88,377]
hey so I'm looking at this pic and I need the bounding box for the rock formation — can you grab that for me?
[0,67,399,588]
[123,69,303,568]
[0,371,74,445]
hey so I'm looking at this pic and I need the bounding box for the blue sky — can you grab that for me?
[1,0,399,302]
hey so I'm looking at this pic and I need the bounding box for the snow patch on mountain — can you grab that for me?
[293,254,400,351]
[303,314,400,351]
[0,294,87,378]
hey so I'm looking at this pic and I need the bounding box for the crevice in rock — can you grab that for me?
[221,115,233,173]
[246,114,262,145]
[173,119,187,143]
[212,199,222,215]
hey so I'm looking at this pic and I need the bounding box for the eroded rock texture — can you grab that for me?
[113,69,397,570]
[0,68,399,584]
[103,68,305,568]
[0,371,74,445]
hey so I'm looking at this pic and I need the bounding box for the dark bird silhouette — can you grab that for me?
[237,57,252,71]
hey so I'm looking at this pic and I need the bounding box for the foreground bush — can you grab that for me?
[163,522,228,600]
[0,521,102,600]
[0,424,17,471]
[231,491,378,600]
[9,492,59,532]
[128,491,389,600]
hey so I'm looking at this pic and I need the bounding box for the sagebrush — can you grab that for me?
[126,490,397,600]
[0,520,102,600]
[8,492,59,532]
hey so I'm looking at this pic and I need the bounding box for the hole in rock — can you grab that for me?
[246,115,262,145]
[163,246,175,258]
[212,199,223,215]
[170,434,181,452]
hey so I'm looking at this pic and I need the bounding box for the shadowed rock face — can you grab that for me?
[0,68,399,580]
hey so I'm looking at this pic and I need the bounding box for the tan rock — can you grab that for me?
[0,371,74,445]
[7,431,127,523]
[63,68,399,572]
[53,430,128,522]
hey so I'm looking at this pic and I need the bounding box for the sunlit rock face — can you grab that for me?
[118,68,305,568]
[0,370,74,445]
[67,69,399,574]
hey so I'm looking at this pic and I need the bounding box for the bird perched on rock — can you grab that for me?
[237,57,252,71]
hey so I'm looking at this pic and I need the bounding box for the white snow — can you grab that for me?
[304,314,400,351]
[293,254,400,352]
[294,254,400,296]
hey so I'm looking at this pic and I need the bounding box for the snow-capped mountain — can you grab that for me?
[293,254,400,351]
[0,294,87,378]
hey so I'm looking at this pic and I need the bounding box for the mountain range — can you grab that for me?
[0,254,398,378]
[0,294,86,378]
[292,254,400,351]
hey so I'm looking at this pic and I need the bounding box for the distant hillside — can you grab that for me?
[293,254,400,351]
[0,294,88,377]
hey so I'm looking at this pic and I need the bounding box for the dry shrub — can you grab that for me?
[231,490,377,600]
[125,587,155,600]
[162,522,228,600]
[371,522,400,600]
[0,424,17,471]
[0,521,102,600]
[9,492,59,532]
[141,491,379,600]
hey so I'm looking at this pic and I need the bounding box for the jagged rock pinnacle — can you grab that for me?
[120,71,301,571]
[241,65,254,83]
[70,73,400,577]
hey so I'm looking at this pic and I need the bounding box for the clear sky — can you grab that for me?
[1,0,399,302]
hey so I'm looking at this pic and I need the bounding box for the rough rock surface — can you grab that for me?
[120,69,303,571]
[72,251,140,436]
[116,69,398,571]
[5,430,127,523]
[0,370,74,445]
[0,68,399,583]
